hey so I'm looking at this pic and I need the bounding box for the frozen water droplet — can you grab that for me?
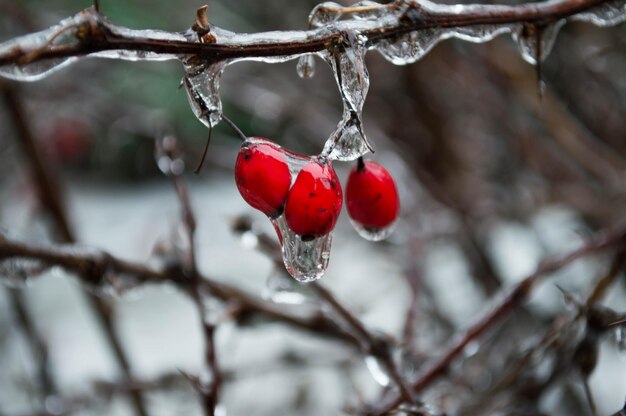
[272,215,333,283]
[263,268,311,304]
[154,135,185,176]
[297,54,316,79]
[321,31,373,161]
[350,217,397,242]
[183,60,227,128]
[376,29,443,65]
[615,325,626,360]
[364,355,390,386]
[512,20,564,65]
[572,0,626,26]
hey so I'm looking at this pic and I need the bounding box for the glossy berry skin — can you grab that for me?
[235,138,292,217]
[346,160,399,229]
[285,160,343,240]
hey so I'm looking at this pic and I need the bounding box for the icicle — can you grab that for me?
[572,0,626,27]
[512,20,565,65]
[272,215,333,283]
[321,30,373,161]
[297,54,316,79]
[183,60,227,128]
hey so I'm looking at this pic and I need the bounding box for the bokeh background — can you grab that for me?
[1,0,626,415]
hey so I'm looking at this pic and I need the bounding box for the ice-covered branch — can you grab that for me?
[365,225,626,415]
[0,0,622,71]
[0,233,360,346]
[0,0,623,162]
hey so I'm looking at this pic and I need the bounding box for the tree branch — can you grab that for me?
[0,233,360,347]
[0,81,149,416]
[0,0,618,70]
[366,225,626,415]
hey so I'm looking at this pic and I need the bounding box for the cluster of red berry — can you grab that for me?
[234,137,399,243]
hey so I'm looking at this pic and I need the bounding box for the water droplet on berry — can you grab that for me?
[349,219,397,242]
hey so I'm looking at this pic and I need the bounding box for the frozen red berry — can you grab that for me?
[346,159,399,230]
[235,138,292,217]
[284,159,343,240]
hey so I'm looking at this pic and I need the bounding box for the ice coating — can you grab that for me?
[0,14,85,81]
[320,30,373,161]
[572,0,626,26]
[183,60,227,128]
[512,20,565,65]
[350,218,398,241]
[272,215,334,283]
[0,0,623,85]
[309,2,345,28]
[376,28,443,65]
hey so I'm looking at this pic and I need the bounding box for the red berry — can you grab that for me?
[46,118,92,164]
[235,138,292,217]
[285,159,343,240]
[346,160,399,229]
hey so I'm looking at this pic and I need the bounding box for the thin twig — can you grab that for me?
[0,233,360,347]
[313,283,416,404]
[0,81,149,416]
[366,225,626,415]
[6,288,56,398]
[586,250,626,305]
[167,139,221,416]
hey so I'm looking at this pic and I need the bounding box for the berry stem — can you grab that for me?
[356,156,365,172]
[221,114,248,142]
[194,123,212,174]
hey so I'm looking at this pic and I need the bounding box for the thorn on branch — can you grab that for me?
[193,5,216,44]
